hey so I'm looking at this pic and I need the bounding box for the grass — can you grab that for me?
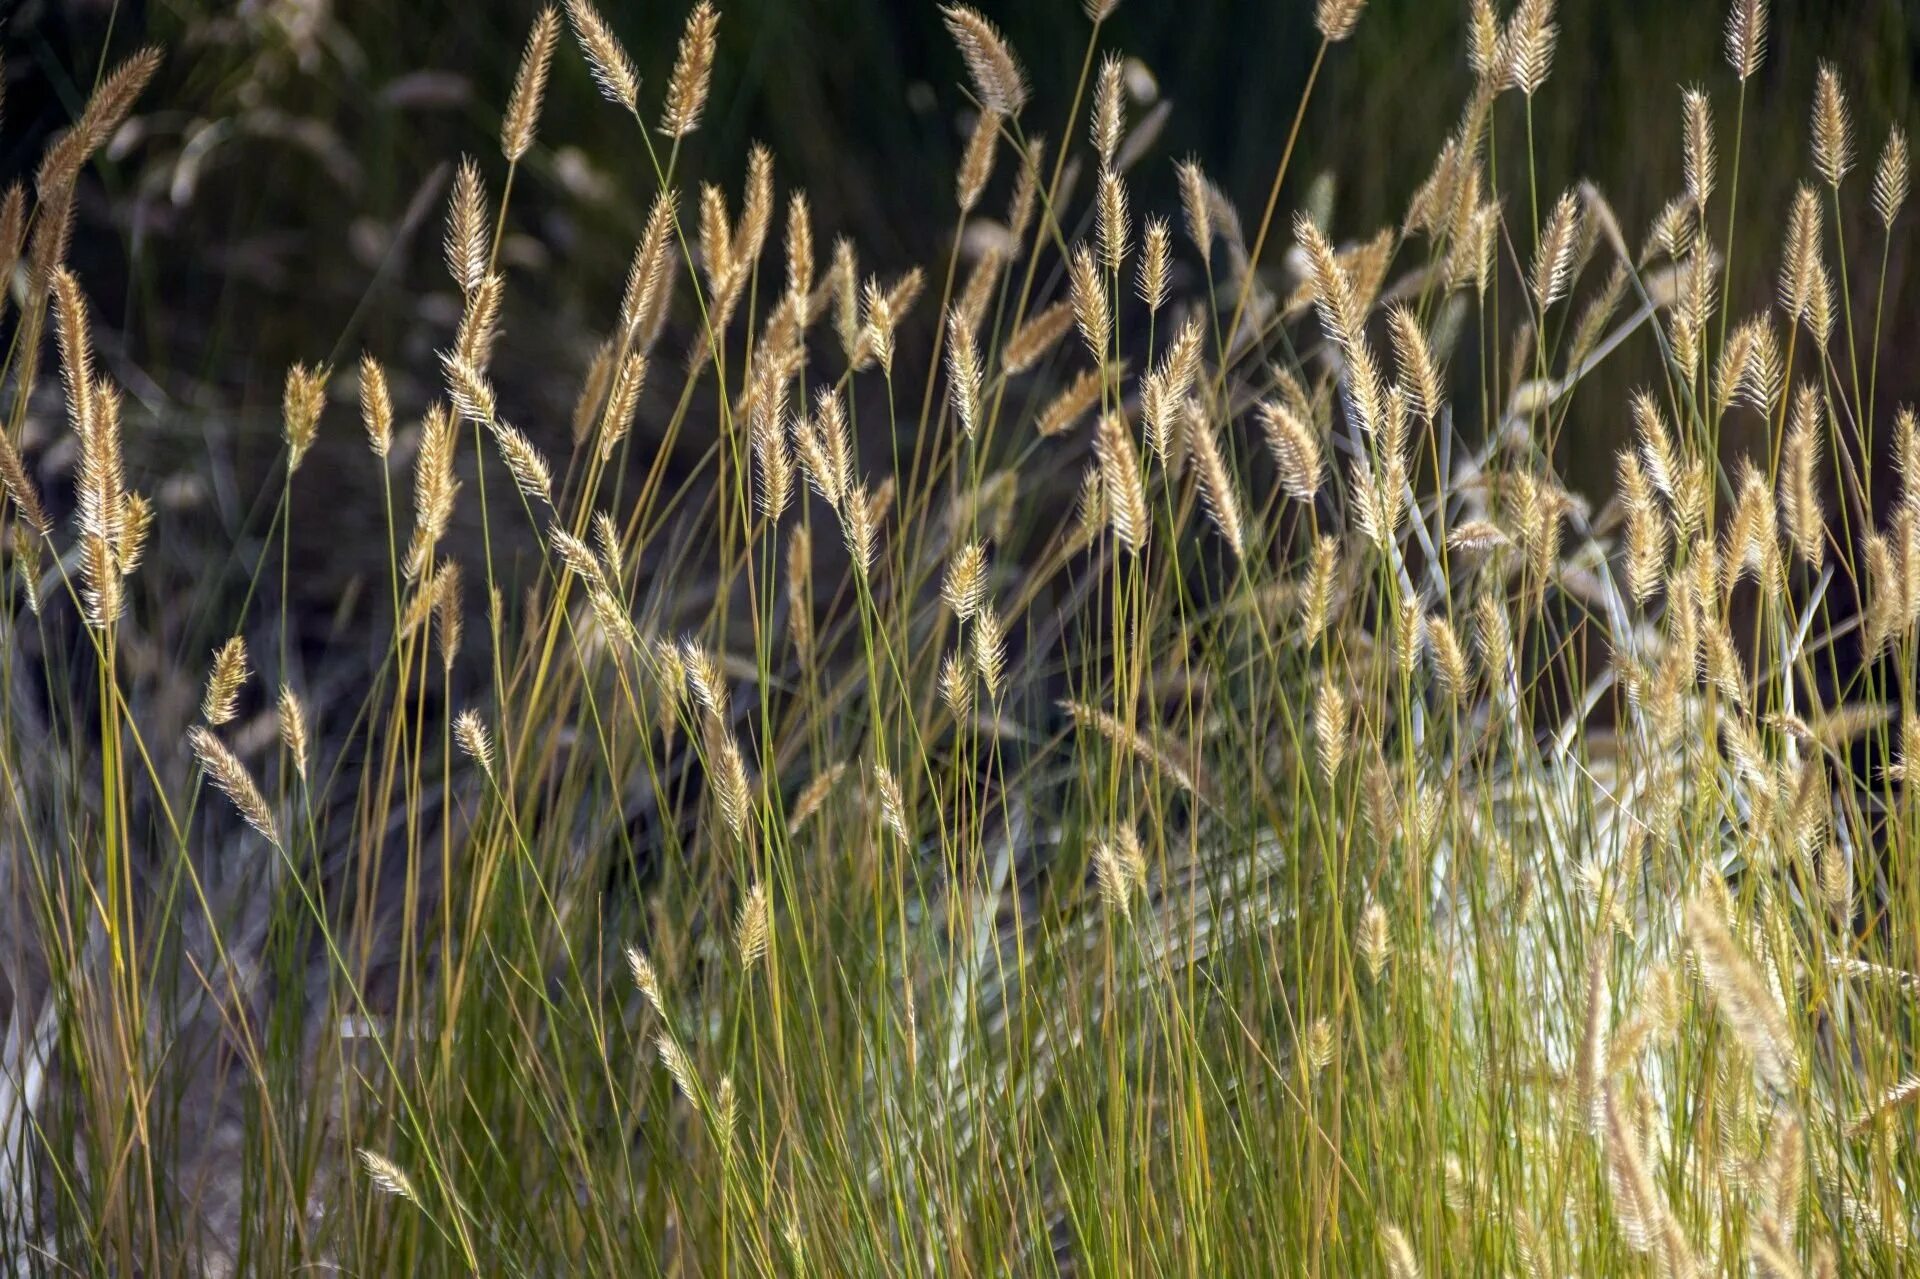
[2,0,1919,1273]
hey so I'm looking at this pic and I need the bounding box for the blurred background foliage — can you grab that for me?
[3,0,1917,554]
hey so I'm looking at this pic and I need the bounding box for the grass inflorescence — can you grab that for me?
[2,0,1918,1274]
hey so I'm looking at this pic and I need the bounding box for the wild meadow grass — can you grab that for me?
[2,0,1918,1272]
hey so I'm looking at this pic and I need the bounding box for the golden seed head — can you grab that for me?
[566,0,640,111]
[454,709,495,780]
[201,636,250,727]
[1092,53,1125,168]
[1315,0,1367,42]
[1874,126,1908,229]
[189,725,280,848]
[277,686,310,784]
[626,946,665,1016]
[1001,300,1076,376]
[940,5,1029,116]
[956,108,1001,213]
[660,1,721,138]
[356,1150,418,1203]
[1097,167,1130,273]
[358,354,393,458]
[943,540,989,620]
[282,362,329,471]
[973,603,1007,699]
[1725,0,1766,82]
[1138,215,1171,313]
[735,881,770,970]
[1069,244,1110,363]
[1811,61,1852,188]
[1093,412,1148,554]
[945,307,982,439]
[503,7,561,161]
[1505,0,1556,96]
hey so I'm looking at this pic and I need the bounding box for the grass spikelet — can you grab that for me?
[1064,699,1203,797]
[1177,157,1213,258]
[956,109,1001,212]
[189,726,281,848]
[1259,400,1324,501]
[861,277,896,376]
[787,762,846,835]
[843,481,876,576]
[357,1150,419,1204]
[599,351,648,463]
[283,362,328,472]
[735,882,770,969]
[1873,125,1908,229]
[660,1,720,138]
[943,541,988,620]
[1685,896,1796,1094]
[277,686,310,784]
[626,947,665,1018]
[1575,944,1609,1135]
[1781,385,1825,569]
[1380,1223,1419,1279]
[1314,675,1350,783]
[359,354,393,458]
[566,0,640,111]
[1189,411,1246,559]
[11,526,44,615]
[940,6,1029,116]
[1726,0,1766,81]
[1097,168,1130,272]
[939,652,973,719]
[1091,831,1135,917]
[201,636,250,726]
[706,720,753,840]
[1531,189,1581,312]
[434,559,464,668]
[946,307,982,438]
[1358,901,1391,982]
[1779,184,1821,327]
[1002,300,1076,375]
[1316,0,1367,43]
[1506,0,1556,96]
[1138,215,1171,313]
[1811,61,1852,188]
[1069,245,1110,363]
[1385,304,1443,424]
[454,710,495,781]
[0,426,49,535]
[490,421,554,506]
[1094,412,1148,554]
[52,268,97,444]
[872,761,910,844]
[1092,54,1124,168]
[1682,88,1714,211]
[1303,535,1338,644]
[502,7,560,161]
[657,1033,701,1107]
[1038,367,1106,439]
[973,603,1006,699]
[1007,134,1045,243]
[445,157,489,296]
[1603,1093,1658,1253]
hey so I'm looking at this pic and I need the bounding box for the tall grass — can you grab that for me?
[2,0,1918,1273]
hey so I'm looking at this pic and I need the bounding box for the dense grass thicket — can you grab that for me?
[2,0,1918,1273]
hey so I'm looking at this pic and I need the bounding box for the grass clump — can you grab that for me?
[2,0,1919,1274]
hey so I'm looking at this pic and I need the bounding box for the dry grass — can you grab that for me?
[2,1,1918,1274]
